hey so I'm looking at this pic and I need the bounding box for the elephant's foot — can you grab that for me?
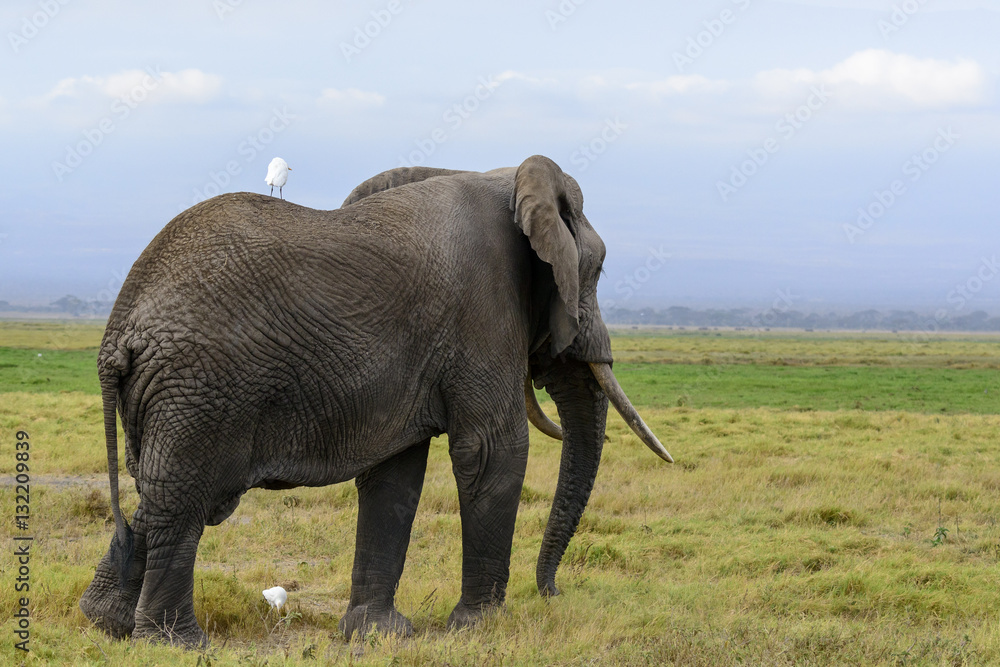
[339,604,413,640]
[446,599,502,630]
[81,512,149,640]
[79,585,137,639]
[133,612,208,648]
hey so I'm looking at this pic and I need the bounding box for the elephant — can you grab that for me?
[79,155,672,647]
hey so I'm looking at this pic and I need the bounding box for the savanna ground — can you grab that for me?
[3,320,1000,665]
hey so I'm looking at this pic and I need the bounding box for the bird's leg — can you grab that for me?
[269,185,274,197]
[279,186,283,200]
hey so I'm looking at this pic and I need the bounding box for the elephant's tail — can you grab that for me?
[101,365,135,589]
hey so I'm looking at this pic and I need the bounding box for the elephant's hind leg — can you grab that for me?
[80,504,149,638]
[132,504,208,647]
[340,439,430,640]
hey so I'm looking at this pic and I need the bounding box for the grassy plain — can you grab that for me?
[2,322,1000,665]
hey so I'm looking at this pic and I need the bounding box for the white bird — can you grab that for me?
[265,158,291,199]
[262,586,287,611]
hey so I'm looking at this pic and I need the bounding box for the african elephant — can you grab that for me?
[79,155,672,647]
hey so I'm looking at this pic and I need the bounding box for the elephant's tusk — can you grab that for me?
[588,362,673,463]
[524,376,563,441]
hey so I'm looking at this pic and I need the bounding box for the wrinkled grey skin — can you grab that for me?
[79,156,635,646]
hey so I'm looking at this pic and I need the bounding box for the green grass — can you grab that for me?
[3,322,1000,665]
[611,363,1000,414]
[3,326,1000,415]
[0,348,99,394]
[609,328,1000,368]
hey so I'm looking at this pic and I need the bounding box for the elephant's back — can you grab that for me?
[106,189,448,384]
[124,193,326,294]
[114,194,402,320]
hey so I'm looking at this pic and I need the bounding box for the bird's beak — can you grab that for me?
[288,167,292,170]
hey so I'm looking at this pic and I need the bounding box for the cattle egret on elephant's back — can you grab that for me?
[265,158,291,199]
[263,586,287,611]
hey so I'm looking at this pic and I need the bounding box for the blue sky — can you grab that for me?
[1,0,998,316]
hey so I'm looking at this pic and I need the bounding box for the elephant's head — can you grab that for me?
[509,155,672,596]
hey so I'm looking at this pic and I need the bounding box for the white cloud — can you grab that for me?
[130,69,221,103]
[317,87,385,109]
[495,70,555,86]
[754,49,989,109]
[625,75,731,97]
[42,68,222,105]
[474,55,987,112]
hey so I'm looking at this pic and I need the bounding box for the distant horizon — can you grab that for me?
[4,294,998,320]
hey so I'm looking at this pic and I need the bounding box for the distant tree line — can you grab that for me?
[603,306,1000,332]
[0,296,114,318]
[2,296,1000,332]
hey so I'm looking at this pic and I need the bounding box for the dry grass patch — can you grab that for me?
[4,399,1000,664]
[0,319,106,350]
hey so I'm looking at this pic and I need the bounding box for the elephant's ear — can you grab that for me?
[342,167,469,206]
[510,155,580,355]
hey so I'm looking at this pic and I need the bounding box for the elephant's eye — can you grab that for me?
[559,211,575,234]
[558,197,576,236]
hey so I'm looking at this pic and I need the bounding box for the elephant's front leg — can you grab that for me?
[340,439,430,640]
[80,504,149,638]
[447,420,529,629]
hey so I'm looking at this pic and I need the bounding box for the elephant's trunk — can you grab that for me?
[535,363,608,597]
[535,361,670,596]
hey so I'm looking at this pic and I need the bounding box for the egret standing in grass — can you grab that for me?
[262,586,287,612]
[265,158,291,199]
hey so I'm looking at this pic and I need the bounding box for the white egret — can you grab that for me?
[265,158,291,199]
[262,586,288,611]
